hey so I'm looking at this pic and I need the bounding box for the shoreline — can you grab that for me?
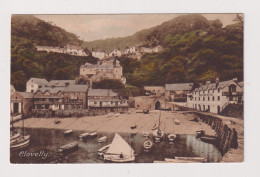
[12,109,243,162]
[13,109,216,135]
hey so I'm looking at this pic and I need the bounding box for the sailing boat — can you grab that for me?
[10,112,30,149]
[143,139,153,152]
[168,118,177,143]
[102,133,135,163]
[153,110,164,143]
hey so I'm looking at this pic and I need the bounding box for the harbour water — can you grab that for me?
[10,128,222,163]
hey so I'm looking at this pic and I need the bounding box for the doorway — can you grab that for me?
[155,101,161,110]
[13,102,19,113]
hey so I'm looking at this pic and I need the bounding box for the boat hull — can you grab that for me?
[58,142,78,153]
[97,136,107,143]
[104,156,135,163]
[10,139,30,149]
[153,130,164,143]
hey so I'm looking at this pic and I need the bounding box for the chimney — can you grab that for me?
[233,78,238,83]
[216,77,220,88]
[65,81,69,87]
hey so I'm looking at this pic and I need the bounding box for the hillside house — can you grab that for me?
[92,49,106,60]
[144,86,165,96]
[63,85,88,109]
[87,89,129,115]
[33,87,65,111]
[187,78,243,114]
[109,49,122,57]
[165,83,193,102]
[79,59,125,85]
[26,78,49,93]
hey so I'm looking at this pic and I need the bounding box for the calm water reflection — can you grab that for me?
[10,128,222,163]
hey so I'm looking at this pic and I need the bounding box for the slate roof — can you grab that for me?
[48,80,76,87]
[18,92,34,98]
[88,89,118,97]
[63,85,88,92]
[28,78,48,85]
[165,83,193,91]
[35,87,65,94]
[194,80,242,91]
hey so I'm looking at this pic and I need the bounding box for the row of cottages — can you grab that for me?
[11,78,129,116]
[88,89,129,114]
[36,45,89,57]
[187,78,243,114]
[143,83,193,102]
[79,59,126,86]
[26,78,76,93]
[33,85,88,111]
[91,45,164,60]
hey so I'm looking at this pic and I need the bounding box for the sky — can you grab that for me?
[36,14,239,42]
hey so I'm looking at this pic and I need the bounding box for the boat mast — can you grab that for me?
[22,105,24,137]
[158,110,161,132]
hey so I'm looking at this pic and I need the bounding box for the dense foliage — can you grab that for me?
[117,22,243,87]
[11,15,97,91]
[11,14,243,93]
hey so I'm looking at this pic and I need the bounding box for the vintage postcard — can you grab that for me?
[10,14,243,163]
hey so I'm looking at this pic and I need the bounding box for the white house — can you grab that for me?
[109,49,122,57]
[187,78,243,114]
[92,49,106,60]
[26,78,49,93]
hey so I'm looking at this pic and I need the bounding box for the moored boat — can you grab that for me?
[58,142,78,153]
[153,129,164,143]
[196,129,205,138]
[168,134,177,143]
[142,132,149,138]
[79,132,89,140]
[130,124,137,129]
[200,135,218,144]
[97,136,107,143]
[151,124,157,130]
[103,133,135,163]
[153,111,164,143]
[64,129,73,135]
[175,119,180,125]
[10,135,30,145]
[89,132,97,138]
[10,133,21,141]
[10,139,30,149]
[143,139,153,152]
[54,119,61,124]
[97,144,110,159]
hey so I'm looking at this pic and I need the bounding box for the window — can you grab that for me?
[213,89,214,93]
[203,97,205,101]
[195,97,196,101]
[218,88,220,92]
[212,96,215,101]
[218,96,220,101]
[94,101,97,104]
[31,85,34,88]
[208,90,210,93]
[208,97,210,101]
[199,97,200,101]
